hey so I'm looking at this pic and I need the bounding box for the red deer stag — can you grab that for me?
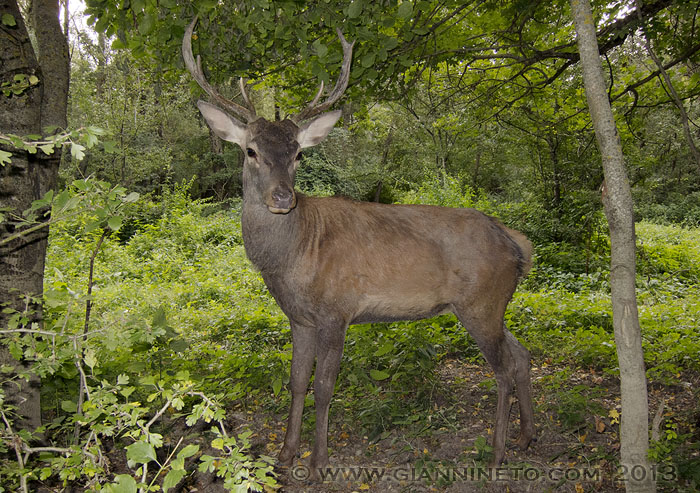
[183,18,535,475]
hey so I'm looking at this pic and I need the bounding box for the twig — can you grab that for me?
[1,409,28,493]
[83,230,108,336]
[188,391,229,439]
[0,328,59,337]
[0,207,87,247]
[147,436,184,491]
[145,398,175,430]
[74,230,108,442]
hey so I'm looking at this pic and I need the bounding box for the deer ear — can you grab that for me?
[297,110,342,149]
[197,100,247,147]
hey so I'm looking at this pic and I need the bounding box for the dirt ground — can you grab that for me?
[182,359,698,493]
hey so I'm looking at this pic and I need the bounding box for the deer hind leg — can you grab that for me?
[504,329,536,450]
[278,323,316,466]
[455,308,516,466]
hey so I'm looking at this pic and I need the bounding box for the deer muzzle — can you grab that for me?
[267,186,297,214]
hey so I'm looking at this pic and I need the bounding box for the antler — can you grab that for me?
[182,17,257,122]
[291,29,355,123]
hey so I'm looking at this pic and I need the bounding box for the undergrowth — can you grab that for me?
[2,181,699,490]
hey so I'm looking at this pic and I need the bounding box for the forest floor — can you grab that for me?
[174,359,699,493]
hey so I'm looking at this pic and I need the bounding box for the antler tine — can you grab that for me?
[292,28,354,123]
[309,80,325,108]
[239,78,256,111]
[183,17,256,122]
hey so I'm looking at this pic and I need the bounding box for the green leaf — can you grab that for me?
[28,75,39,85]
[123,191,140,203]
[103,140,118,153]
[84,348,97,369]
[105,474,137,493]
[272,377,282,396]
[152,306,168,328]
[397,1,413,19]
[126,440,157,465]
[361,52,376,68]
[163,468,187,492]
[373,341,394,357]
[168,338,188,353]
[0,150,11,166]
[107,215,123,231]
[138,13,155,35]
[85,220,102,233]
[384,37,399,51]
[313,40,328,58]
[61,399,77,413]
[2,13,16,27]
[70,143,86,161]
[54,190,69,209]
[176,444,200,460]
[111,38,125,50]
[348,0,363,18]
[39,144,55,155]
[369,369,390,381]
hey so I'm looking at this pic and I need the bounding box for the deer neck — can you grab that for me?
[241,189,303,275]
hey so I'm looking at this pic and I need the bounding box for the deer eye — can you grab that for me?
[246,148,256,158]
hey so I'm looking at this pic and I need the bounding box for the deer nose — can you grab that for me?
[269,187,295,212]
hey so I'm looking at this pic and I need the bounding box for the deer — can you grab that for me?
[183,18,536,477]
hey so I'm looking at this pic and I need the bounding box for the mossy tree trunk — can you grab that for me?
[0,0,69,431]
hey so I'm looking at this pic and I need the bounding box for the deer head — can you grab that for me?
[183,18,354,213]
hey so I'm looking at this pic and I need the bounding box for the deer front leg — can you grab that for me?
[309,325,347,474]
[278,324,316,466]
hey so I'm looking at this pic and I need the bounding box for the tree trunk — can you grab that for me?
[0,0,69,432]
[570,1,654,492]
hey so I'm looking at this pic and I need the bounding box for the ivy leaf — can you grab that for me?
[2,13,16,27]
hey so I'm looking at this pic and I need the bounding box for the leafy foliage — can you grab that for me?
[3,176,699,490]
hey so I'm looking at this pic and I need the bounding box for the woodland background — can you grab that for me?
[1,0,700,491]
